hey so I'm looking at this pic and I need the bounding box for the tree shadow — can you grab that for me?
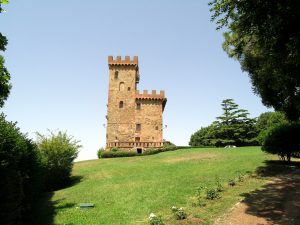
[240,160,300,224]
[30,175,83,225]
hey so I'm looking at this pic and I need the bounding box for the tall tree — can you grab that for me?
[209,0,300,121]
[0,0,11,108]
[189,99,258,147]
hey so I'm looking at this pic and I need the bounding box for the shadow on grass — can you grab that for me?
[30,175,83,225]
[240,160,300,224]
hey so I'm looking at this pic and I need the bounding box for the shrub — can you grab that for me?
[97,147,105,159]
[206,188,220,200]
[111,147,120,152]
[100,150,137,158]
[171,206,187,220]
[149,213,164,225]
[228,179,236,186]
[196,185,207,207]
[215,176,224,192]
[262,122,300,162]
[36,130,81,191]
[0,113,44,225]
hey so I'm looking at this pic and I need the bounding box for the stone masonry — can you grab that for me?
[106,56,167,152]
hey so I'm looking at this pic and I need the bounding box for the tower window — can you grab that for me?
[136,123,141,131]
[119,101,124,108]
[136,102,141,110]
[128,87,131,91]
[119,82,125,91]
[155,126,159,130]
[114,71,118,79]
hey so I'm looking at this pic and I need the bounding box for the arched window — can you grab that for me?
[119,101,124,108]
[119,82,125,91]
[114,71,118,79]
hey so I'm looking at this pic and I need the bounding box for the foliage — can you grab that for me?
[209,0,300,121]
[100,150,137,158]
[0,2,11,108]
[149,213,164,225]
[228,179,236,186]
[215,176,224,192]
[36,130,81,191]
[256,112,287,145]
[0,113,44,225]
[171,206,187,220]
[262,123,300,162]
[206,188,220,200]
[97,147,105,159]
[190,99,258,147]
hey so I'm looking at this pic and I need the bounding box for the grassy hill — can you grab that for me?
[34,147,275,225]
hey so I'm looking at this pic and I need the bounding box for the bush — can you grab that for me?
[36,130,81,191]
[97,147,105,159]
[206,188,220,200]
[228,179,236,186]
[171,206,187,220]
[100,150,137,158]
[0,113,44,225]
[149,213,164,225]
[262,122,300,162]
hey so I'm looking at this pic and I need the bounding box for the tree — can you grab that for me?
[209,0,300,121]
[214,99,258,146]
[262,123,300,162]
[36,130,81,191]
[0,0,11,108]
[256,111,287,144]
[189,99,258,147]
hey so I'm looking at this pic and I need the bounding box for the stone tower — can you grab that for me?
[106,56,167,152]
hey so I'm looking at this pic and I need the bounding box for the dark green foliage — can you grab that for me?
[209,0,300,121]
[0,35,11,108]
[262,123,300,162]
[0,113,44,225]
[97,147,105,159]
[190,99,258,147]
[256,112,287,145]
[36,131,81,191]
[206,188,220,200]
[99,145,185,158]
[228,179,236,186]
[100,150,137,158]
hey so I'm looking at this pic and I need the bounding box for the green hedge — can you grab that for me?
[0,113,44,225]
[98,145,210,159]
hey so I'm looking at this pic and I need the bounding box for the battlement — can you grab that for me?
[135,90,166,99]
[108,56,138,65]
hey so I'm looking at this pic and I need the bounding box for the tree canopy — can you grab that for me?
[189,99,258,147]
[209,0,300,121]
[0,0,11,108]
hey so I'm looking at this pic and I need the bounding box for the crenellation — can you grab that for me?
[108,55,138,65]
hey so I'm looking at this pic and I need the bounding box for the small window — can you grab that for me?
[114,71,118,79]
[136,102,141,110]
[128,87,131,91]
[136,123,141,131]
[115,136,118,140]
[119,101,124,108]
[135,137,140,142]
[119,82,125,91]
[155,126,159,130]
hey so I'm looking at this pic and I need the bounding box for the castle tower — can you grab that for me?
[106,56,167,152]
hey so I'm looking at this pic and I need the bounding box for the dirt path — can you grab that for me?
[214,168,300,225]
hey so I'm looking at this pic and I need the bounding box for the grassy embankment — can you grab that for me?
[34,147,275,225]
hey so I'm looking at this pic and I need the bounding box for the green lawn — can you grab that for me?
[35,147,275,225]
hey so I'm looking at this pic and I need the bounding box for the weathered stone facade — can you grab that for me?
[106,56,167,152]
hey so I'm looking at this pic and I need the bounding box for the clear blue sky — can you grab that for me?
[0,0,269,161]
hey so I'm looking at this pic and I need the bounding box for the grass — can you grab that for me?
[34,147,276,225]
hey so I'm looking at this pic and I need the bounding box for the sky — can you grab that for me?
[0,0,269,161]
